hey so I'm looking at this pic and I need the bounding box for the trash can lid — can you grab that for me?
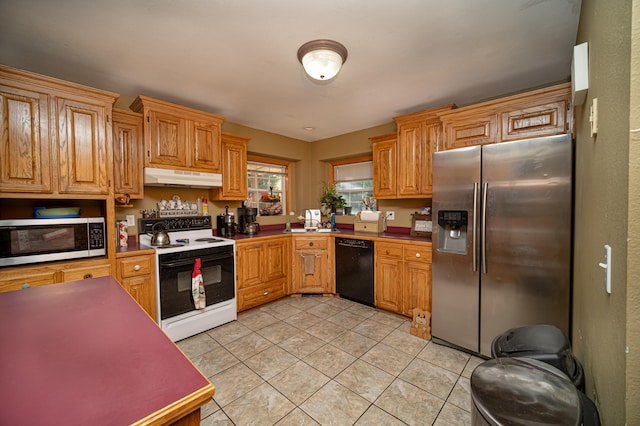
[471,357,581,426]
[492,324,570,356]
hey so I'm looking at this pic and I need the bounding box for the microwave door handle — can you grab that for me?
[482,182,488,274]
[472,182,478,273]
[160,254,231,268]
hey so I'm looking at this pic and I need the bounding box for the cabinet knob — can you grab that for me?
[133,265,141,271]
[83,273,93,279]
[263,291,269,296]
[386,250,390,255]
[415,253,421,258]
[309,242,314,247]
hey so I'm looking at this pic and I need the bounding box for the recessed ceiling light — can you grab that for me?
[304,126,315,131]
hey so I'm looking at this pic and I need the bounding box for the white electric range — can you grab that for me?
[139,216,236,342]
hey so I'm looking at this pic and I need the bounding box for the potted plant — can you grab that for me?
[320,181,346,213]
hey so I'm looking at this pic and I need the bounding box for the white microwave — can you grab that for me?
[0,217,106,267]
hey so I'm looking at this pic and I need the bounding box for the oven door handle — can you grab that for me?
[159,254,232,268]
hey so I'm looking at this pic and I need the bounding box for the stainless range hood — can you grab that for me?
[144,167,222,188]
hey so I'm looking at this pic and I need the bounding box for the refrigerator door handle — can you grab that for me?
[473,182,479,272]
[482,182,488,274]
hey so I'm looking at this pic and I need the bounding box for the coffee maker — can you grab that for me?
[216,206,236,237]
[237,205,260,235]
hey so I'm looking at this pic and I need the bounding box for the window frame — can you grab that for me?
[329,155,373,213]
[247,155,291,216]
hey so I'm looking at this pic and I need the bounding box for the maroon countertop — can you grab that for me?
[225,224,432,244]
[0,276,212,425]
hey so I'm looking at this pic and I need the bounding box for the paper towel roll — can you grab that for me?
[360,211,381,221]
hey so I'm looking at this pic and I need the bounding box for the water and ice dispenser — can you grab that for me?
[437,210,468,254]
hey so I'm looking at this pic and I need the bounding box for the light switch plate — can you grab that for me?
[598,244,611,294]
[126,215,135,226]
[590,98,598,136]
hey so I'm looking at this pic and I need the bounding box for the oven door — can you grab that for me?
[157,246,235,320]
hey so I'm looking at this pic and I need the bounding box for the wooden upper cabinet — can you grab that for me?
[393,104,452,198]
[112,109,144,199]
[210,132,248,200]
[0,64,117,196]
[0,84,52,193]
[57,97,110,194]
[191,119,221,172]
[500,98,568,141]
[147,108,187,167]
[438,113,498,150]
[370,133,397,199]
[438,83,571,151]
[130,95,224,173]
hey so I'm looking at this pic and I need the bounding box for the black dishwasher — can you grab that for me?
[335,238,375,307]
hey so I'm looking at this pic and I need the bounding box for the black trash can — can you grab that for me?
[491,324,585,392]
[471,357,600,426]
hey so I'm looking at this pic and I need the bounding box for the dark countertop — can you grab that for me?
[228,224,432,244]
[115,236,155,256]
[0,276,213,425]
[118,225,431,252]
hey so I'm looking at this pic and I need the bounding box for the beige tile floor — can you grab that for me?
[177,295,484,426]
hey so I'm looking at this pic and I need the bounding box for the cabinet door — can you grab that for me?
[397,122,422,197]
[442,114,498,150]
[264,238,289,282]
[218,136,247,200]
[500,99,569,142]
[236,242,264,288]
[113,110,144,199]
[293,249,328,293]
[190,119,221,172]
[0,86,52,193]
[121,275,157,320]
[421,122,441,195]
[375,257,403,312]
[56,97,109,194]
[371,135,397,198]
[146,109,187,168]
[402,261,432,317]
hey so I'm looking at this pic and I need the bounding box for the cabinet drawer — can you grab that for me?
[403,245,432,263]
[238,278,287,311]
[59,264,111,282]
[294,237,328,250]
[119,256,153,278]
[375,243,403,259]
[0,271,57,293]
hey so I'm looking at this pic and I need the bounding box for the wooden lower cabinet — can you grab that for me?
[374,242,403,312]
[115,251,156,320]
[374,241,432,317]
[0,259,112,293]
[291,236,334,294]
[236,237,289,311]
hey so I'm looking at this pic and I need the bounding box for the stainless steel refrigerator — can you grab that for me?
[432,134,572,357]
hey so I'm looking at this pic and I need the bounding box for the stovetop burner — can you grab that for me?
[195,238,225,243]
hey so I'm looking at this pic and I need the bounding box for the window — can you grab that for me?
[247,158,289,216]
[331,158,373,214]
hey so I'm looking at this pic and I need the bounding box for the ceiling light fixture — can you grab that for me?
[297,39,348,81]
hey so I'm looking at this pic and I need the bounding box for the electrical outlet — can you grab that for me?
[126,215,135,227]
[386,211,395,221]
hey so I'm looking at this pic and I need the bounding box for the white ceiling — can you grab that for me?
[0,0,581,142]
